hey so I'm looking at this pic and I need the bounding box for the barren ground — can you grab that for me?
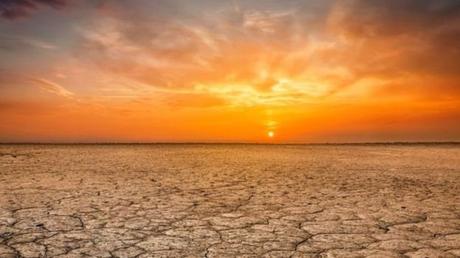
[0,144,459,258]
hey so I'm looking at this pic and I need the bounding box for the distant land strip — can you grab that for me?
[1,142,459,146]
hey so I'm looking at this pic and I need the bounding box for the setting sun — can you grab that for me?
[268,131,275,138]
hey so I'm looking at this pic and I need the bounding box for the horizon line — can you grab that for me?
[1,141,460,145]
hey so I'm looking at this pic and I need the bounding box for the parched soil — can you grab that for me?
[0,144,459,258]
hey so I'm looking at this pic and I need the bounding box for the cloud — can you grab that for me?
[70,0,460,108]
[327,0,460,75]
[0,36,57,50]
[32,78,74,98]
[0,0,70,20]
[162,93,227,108]
[2,0,455,108]
[243,10,293,34]
[75,3,329,106]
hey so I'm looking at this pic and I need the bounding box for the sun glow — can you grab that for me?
[268,131,275,138]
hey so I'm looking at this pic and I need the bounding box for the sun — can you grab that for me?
[267,131,275,138]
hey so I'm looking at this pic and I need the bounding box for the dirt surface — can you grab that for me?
[0,144,459,258]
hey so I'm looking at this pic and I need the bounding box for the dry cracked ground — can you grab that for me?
[0,144,459,258]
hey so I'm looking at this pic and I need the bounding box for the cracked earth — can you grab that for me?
[0,144,459,258]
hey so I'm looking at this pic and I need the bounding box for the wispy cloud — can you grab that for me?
[32,78,74,98]
[0,0,70,20]
[0,36,57,50]
[243,10,293,34]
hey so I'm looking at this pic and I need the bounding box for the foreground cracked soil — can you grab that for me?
[0,144,459,258]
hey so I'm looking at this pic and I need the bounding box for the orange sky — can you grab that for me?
[1,0,460,143]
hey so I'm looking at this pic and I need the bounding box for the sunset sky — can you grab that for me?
[1,0,459,143]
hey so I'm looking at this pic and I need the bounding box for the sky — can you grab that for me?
[0,0,459,143]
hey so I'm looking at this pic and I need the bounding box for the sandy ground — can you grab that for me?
[0,144,459,258]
